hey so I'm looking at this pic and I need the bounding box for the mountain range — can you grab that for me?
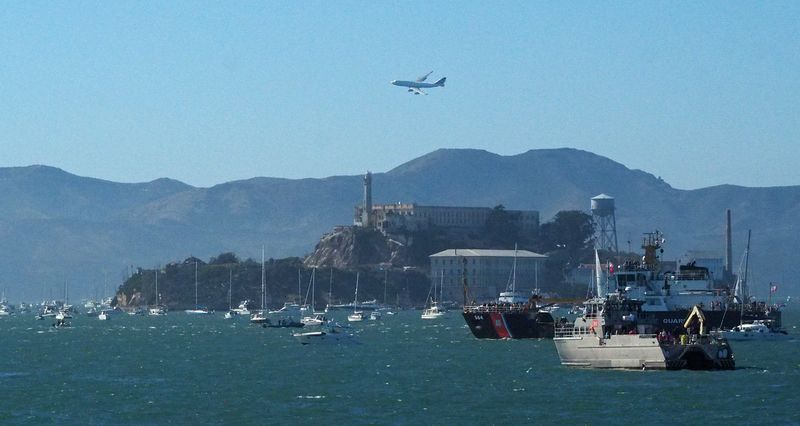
[1,148,798,301]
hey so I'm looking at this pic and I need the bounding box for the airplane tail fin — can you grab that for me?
[434,77,446,87]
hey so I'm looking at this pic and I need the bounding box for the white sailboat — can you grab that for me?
[718,231,789,340]
[250,247,270,324]
[302,268,327,326]
[421,270,446,320]
[185,261,211,314]
[224,268,238,319]
[0,290,11,316]
[324,267,334,313]
[149,267,167,316]
[497,244,530,303]
[347,273,365,322]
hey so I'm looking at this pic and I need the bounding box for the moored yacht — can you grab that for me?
[149,305,167,316]
[717,320,790,341]
[347,272,365,322]
[421,270,447,320]
[293,322,358,345]
[148,267,167,316]
[347,311,366,322]
[232,300,251,316]
[421,303,445,320]
[185,261,211,314]
[250,310,270,324]
[301,313,328,326]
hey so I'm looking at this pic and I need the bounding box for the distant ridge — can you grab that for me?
[1,148,798,300]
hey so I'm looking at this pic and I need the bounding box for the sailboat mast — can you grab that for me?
[261,246,266,312]
[439,269,444,304]
[743,230,752,301]
[353,272,359,313]
[512,244,518,292]
[155,267,159,306]
[311,267,316,312]
[328,267,334,310]
[228,267,233,310]
[194,261,198,308]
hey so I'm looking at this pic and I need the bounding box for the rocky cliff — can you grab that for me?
[303,227,408,269]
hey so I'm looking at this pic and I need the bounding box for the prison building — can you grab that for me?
[355,203,539,235]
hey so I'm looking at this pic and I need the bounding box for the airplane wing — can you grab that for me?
[416,71,433,82]
[410,87,427,95]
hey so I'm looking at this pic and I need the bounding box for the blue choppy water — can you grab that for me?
[1,307,799,425]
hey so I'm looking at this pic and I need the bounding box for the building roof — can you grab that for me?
[429,249,547,258]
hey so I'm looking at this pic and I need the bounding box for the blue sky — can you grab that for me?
[2,2,798,189]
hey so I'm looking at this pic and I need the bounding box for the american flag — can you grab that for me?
[770,284,778,293]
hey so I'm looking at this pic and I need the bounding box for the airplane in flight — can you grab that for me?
[391,71,446,95]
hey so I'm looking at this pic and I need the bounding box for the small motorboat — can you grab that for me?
[293,323,358,345]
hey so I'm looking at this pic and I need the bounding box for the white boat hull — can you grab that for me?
[554,335,669,369]
[347,311,365,322]
[718,330,790,341]
[554,334,735,369]
[293,329,357,345]
[421,306,446,320]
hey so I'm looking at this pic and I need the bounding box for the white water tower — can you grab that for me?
[591,194,618,253]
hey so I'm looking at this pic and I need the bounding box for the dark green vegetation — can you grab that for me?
[116,255,430,310]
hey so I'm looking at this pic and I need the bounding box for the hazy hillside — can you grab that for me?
[1,149,798,301]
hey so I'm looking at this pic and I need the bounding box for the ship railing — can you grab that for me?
[554,325,593,338]
[463,303,534,314]
[672,271,709,280]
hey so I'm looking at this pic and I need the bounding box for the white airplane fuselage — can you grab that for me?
[391,80,442,89]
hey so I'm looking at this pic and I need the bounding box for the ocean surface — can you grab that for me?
[1,306,799,425]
